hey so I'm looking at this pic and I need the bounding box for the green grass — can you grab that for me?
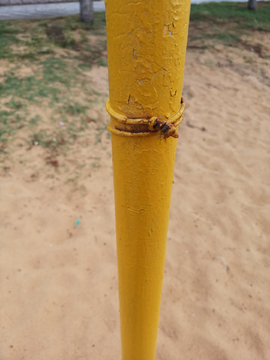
[0,6,269,176]
[29,114,42,126]
[190,2,270,31]
[0,12,107,61]
[0,73,61,102]
[0,109,25,143]
[40,56,71,87]
[0,13,108,152]
[0,21,21,59]
[65,104,90,116]
[188,2,270,49]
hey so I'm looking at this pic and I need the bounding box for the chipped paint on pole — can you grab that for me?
[105,0,191,359]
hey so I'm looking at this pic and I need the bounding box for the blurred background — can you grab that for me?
[0,1,269,359]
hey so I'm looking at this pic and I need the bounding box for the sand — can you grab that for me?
[1,43,270,359]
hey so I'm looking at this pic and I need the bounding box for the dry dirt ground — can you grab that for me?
[0,22,270,360]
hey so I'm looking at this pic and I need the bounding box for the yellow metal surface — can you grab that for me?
[112,135,178,360]
[105,0,190,120]
[106,97,185,138]
[105,0,190,359]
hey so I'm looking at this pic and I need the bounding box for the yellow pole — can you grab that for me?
[105,1,190,359]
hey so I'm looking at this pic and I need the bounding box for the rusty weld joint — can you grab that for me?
[148,117,178,138]
[106,97,185,138]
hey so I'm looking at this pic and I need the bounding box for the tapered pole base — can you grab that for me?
[112,133,177,360]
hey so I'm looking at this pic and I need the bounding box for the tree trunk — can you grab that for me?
[80,0,94,22]
[248,0,256,10]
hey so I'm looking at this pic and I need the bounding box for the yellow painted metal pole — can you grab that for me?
[105,1,190,359]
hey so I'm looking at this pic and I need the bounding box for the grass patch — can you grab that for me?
[0,21,21,59]
[0,12,107,63]
[40,56,71,86]
[0,109,25,142]
[65,104,89,116]
[0,74,60,102]
[190,2,270,31]
[189,2,270,49]
[0,13,108,160]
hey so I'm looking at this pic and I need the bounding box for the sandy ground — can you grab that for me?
[1,43,270,359]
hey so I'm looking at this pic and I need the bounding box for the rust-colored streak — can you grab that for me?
[150,119,179,138]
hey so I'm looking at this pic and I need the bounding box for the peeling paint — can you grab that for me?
[105,0,191,119]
